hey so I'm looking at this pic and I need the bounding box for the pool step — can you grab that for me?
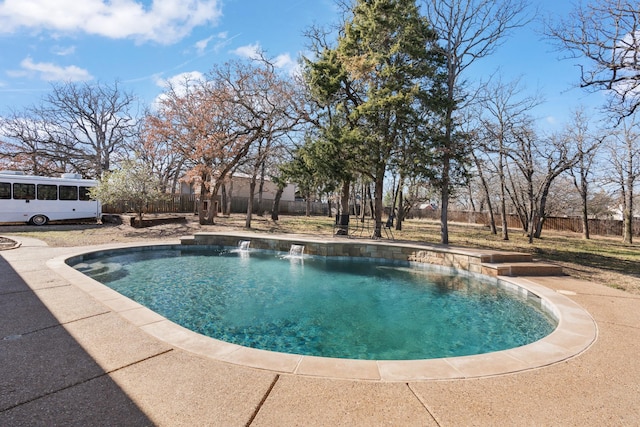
[478,252,534,263]
[180,236,196,245]
[481,261,564,277]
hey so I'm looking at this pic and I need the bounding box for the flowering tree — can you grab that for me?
[90,159,166,223]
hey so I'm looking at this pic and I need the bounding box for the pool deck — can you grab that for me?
[2,236,640,425]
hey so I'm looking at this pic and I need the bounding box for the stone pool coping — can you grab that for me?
[48,236,597,382]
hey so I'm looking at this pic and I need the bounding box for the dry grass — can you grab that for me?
[1,213,639,294]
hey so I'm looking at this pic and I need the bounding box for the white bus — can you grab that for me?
[0,171,102,225]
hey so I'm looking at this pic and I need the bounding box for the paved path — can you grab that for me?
[1,236,639,426]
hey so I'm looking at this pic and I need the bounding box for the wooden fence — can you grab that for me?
[414,209,640,238]
[102,195,330,216]
[103,195,638,237]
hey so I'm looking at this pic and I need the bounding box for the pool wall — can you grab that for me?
[181,232,564,277]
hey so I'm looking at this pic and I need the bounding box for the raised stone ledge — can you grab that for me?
[181,232,563,277]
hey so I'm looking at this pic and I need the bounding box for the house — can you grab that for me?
[177,173,297,202]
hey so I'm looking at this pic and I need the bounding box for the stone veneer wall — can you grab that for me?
[183,233,490,276]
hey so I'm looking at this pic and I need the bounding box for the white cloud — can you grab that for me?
[232,45,299,74]
[152,71,204,109]
[8,57,93,82]
[51,45,76,56]
[231,43,263,60]
[194,32,232,55]
[194,36,214,55]
[273,53,300,74]
[0,0,222,45]
[156,71,205,91]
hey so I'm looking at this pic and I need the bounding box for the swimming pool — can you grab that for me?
[70,245,556,360]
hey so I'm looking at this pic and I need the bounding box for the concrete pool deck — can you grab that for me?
[1,235,640,425]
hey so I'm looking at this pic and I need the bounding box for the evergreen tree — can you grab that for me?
[305,0,448,237]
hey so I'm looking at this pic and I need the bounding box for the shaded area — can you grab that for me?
[0,254,153,426]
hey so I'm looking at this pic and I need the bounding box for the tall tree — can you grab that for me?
[506,125,581,243]
[307,0,447,238]
[0,81,138,178]
[477,77,542,241]
[146,59,301,225]
[146,72,244,224]
[567,108,603,239]
[606,114,640,243]
[422,0,530,244]
[303,27,367,233]
[547,0,640,118]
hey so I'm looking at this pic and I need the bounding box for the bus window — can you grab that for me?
[79,186,92,201]
[13,183,35,200]
[60,185,78,201]
[0,182,10,199]
[37,184,58,200]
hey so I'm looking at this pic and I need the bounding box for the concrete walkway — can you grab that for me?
[1,236,639,426]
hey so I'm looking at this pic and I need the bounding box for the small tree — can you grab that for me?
[91,160,166,223]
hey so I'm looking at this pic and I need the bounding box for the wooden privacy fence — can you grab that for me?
[103,195,637,237]
[414,209,640,238]
[102,195,330,216]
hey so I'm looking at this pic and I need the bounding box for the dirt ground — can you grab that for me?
[0,214,216,247]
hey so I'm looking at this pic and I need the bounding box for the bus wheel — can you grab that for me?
[30,215,49,226]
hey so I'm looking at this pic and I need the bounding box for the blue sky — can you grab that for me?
[0,0,603,130]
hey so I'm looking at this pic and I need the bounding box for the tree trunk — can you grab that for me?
[623,190,633,244]
[472,151,497,235]
[340,180,350,215]
[336,180,351,235]
[580,183,590,239]
[499,152,509,240]
[623,152,634,244]
[198,176,210,225]
[440,139,451,243]
[373,175,384,238]
[271,186,283,221]
[204,194,216,225]
[534,181,552,239]
[367,184,375,220]
[527,181,535,244]
[246,178,256,228]
[226,178,233,216]
[221,183,228,216]
[257,162,265,216]
[396,185,404,231]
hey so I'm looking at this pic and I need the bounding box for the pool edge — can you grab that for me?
[47,237,598,382]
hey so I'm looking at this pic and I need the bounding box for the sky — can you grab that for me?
[0,0,604,131]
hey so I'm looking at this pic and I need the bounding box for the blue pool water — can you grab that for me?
[71,247,556,360]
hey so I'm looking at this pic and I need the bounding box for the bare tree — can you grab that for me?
[136,111,188,194]
[0,113,59,174]
[567,108,604,239]
[0,81,138,178]
[145,58,303,225]
[505,124,581,243]
[476,77,543,240]
[547,0,640,118]
[422,0,531,244]
[606,114,640,243]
